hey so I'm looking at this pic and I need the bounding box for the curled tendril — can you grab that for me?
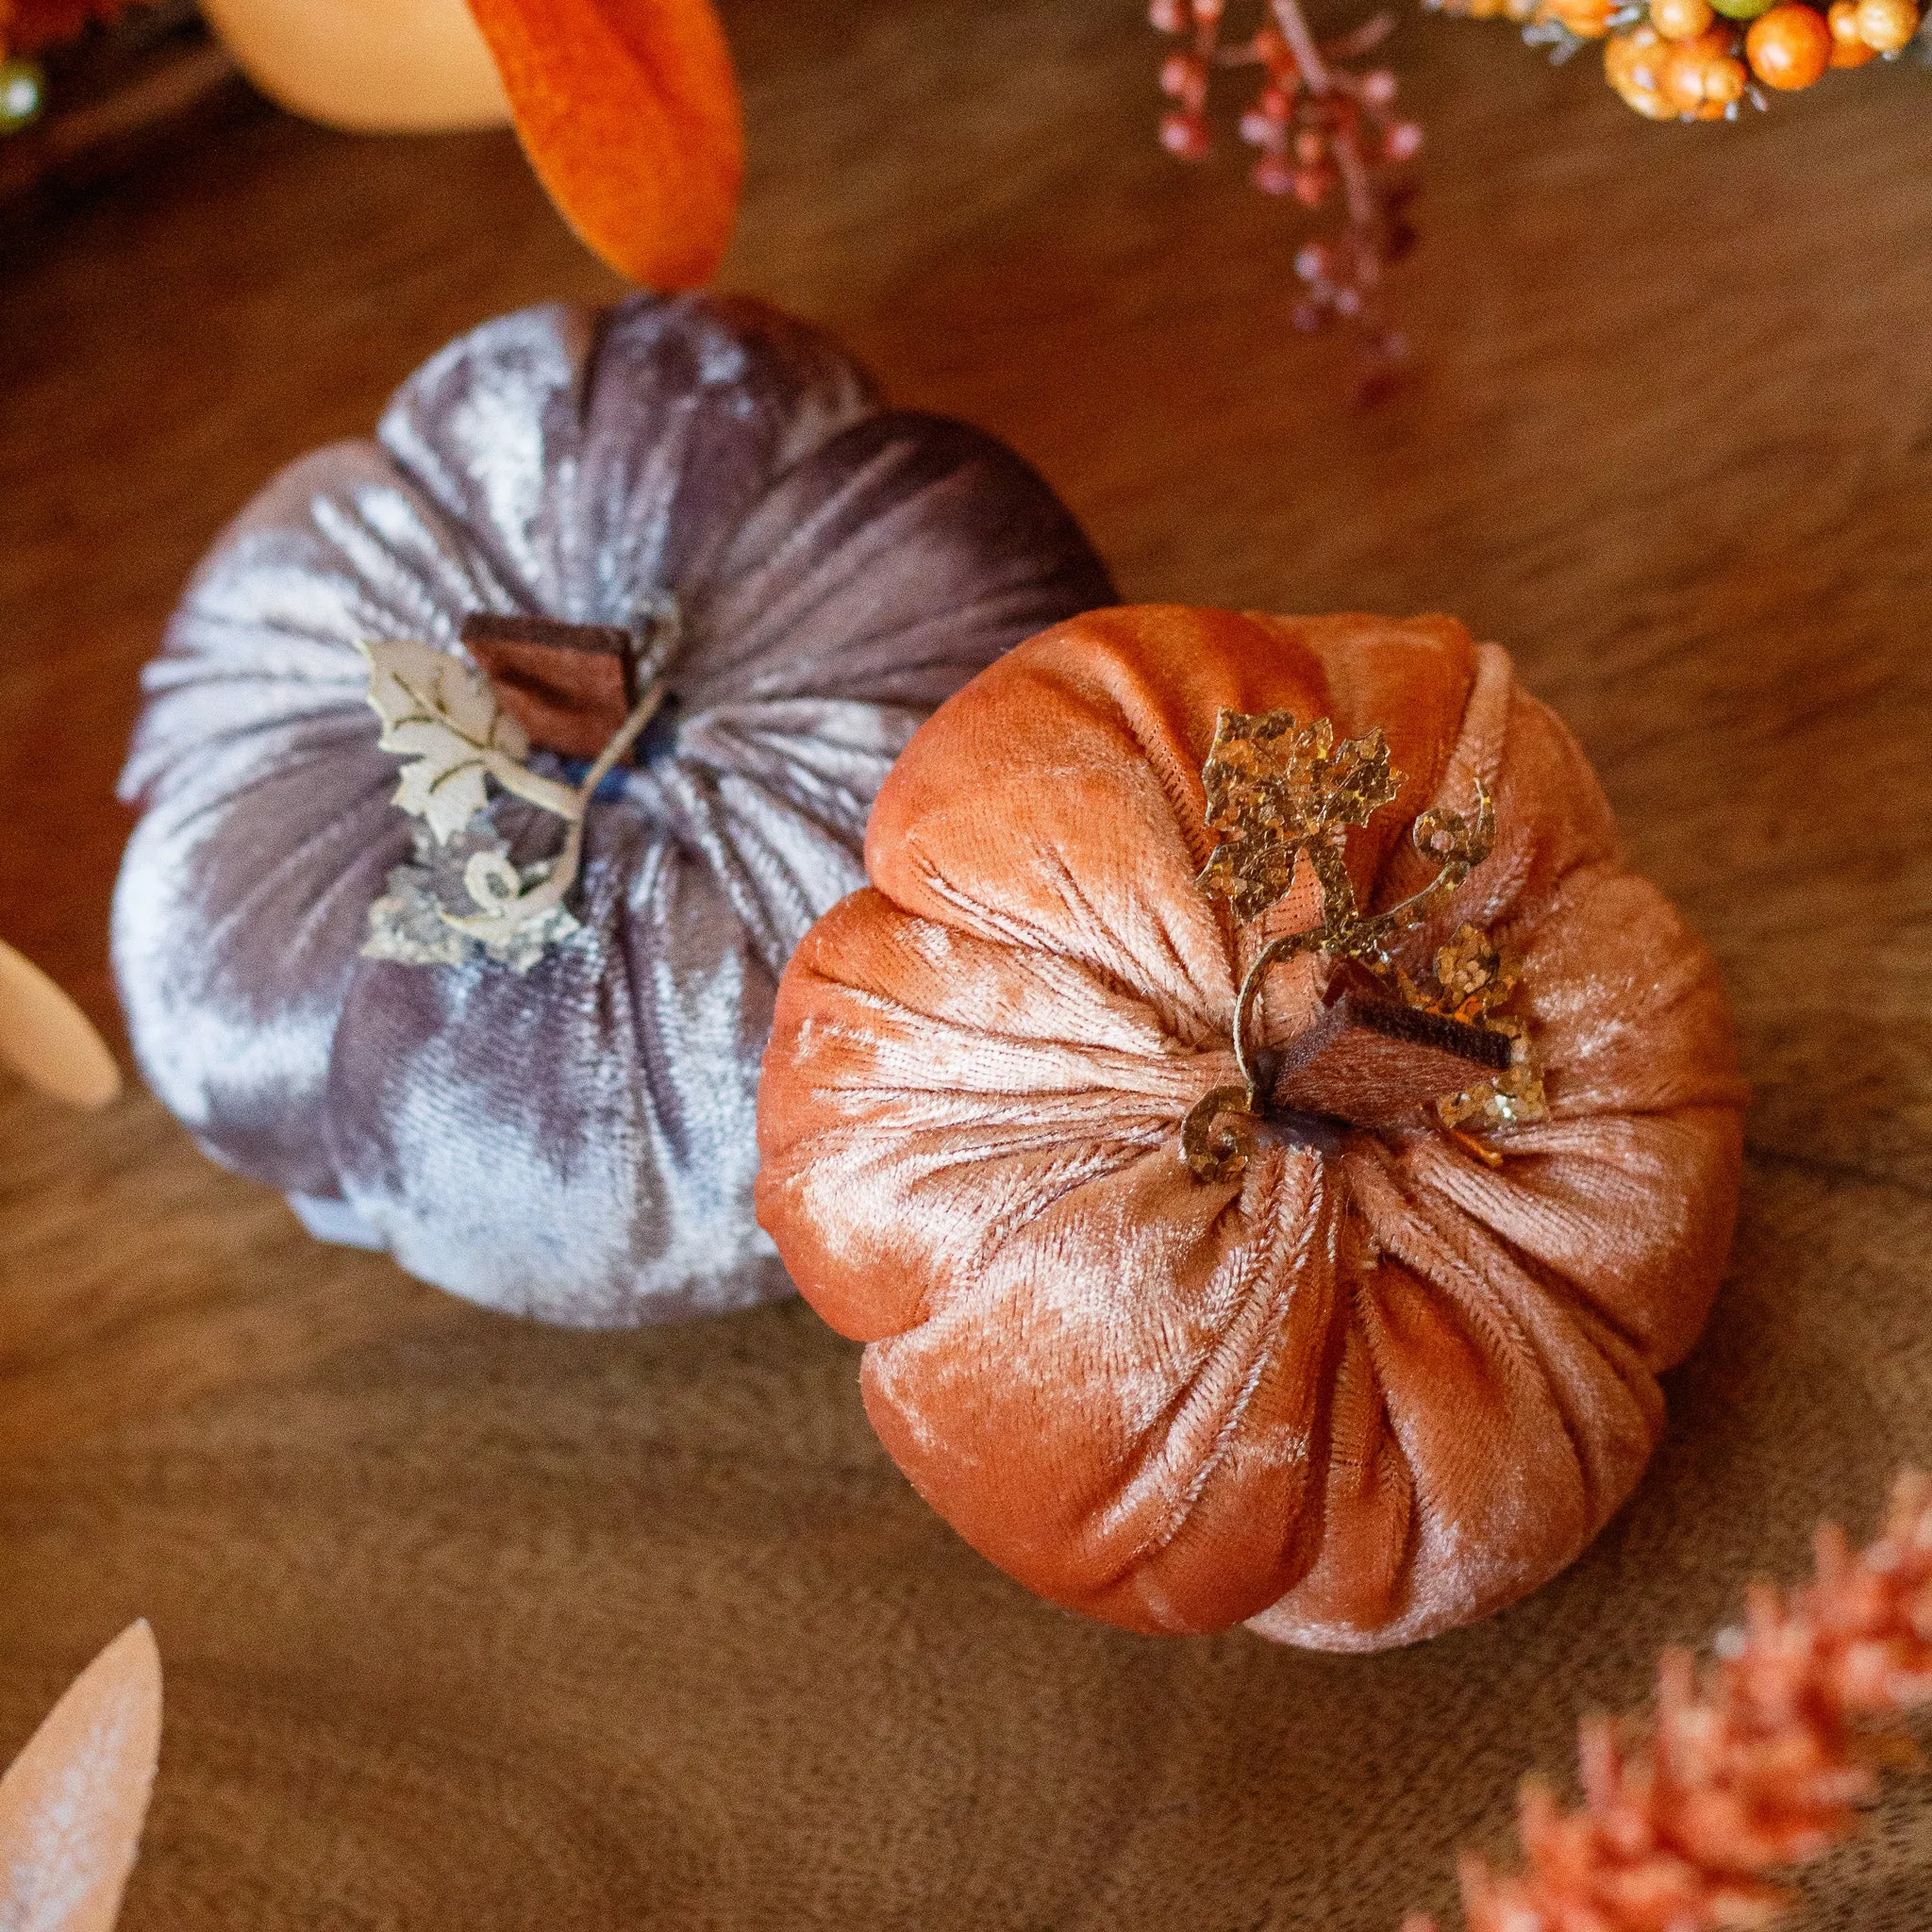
[1182,774,1494,1181]
[1369,787,1497,941]
[441,612,681,945]
[1181,1083,1257,1183]
[461,850,525,913]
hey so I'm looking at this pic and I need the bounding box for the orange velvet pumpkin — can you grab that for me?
[756,606,1746,1650]
[194,0,512,134]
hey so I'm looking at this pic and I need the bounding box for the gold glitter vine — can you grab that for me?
[1180,708,1540,1181]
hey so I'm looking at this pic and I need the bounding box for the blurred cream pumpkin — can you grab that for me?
[0,939,119,1109]
[197,0,510,132]
[194,0,742,289]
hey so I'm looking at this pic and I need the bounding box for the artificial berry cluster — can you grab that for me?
[1151,0,1423,394]
[1435,0,1924,118]
[1608,0,1922,117]
[1406,1471,1932,1932]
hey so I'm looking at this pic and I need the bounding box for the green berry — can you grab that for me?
[0,59,44,135]
[1708,0,1778,19]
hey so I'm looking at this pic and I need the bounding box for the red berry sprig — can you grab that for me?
[1151,0,1423,396]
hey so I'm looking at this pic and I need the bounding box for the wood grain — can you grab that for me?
[2,2,1931,1924]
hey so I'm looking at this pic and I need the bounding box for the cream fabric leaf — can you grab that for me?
[0,942,120,1111]
[360,638,532,844]
[0,1622,161,1932]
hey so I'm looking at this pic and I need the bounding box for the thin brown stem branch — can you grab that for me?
[1268,0,1335,87]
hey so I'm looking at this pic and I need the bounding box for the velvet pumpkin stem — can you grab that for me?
[1227,775,1494,1100]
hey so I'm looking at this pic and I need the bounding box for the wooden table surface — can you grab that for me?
[4,3,1932,1925]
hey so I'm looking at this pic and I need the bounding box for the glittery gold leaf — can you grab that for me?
[1413,922,1519,1024]
[1406,923,1548,1138]
[1437,1019,1547,1133]
[1433,924,1498,1007]
[1195,711,1404,925]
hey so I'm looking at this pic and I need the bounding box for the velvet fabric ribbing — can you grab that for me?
[756,606,1746,1648]
[113,291,1115,1324]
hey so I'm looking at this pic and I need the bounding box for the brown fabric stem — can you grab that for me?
[460,613,638,758]
[1269,986,1511,1128]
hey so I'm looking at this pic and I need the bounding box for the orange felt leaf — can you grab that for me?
[464,0,742,289]
[0,1622,162,1932]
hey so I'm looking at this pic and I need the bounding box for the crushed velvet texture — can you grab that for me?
[756,607,1747,1649]
[113,292,1115,1326]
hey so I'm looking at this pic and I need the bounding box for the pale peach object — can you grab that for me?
[197,0,511,132]
[1853,0,1921,50]
[0,1622,162,1932]
[757,608,1747,1650]
[0,938,119,1109]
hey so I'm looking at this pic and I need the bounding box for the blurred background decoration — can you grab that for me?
[192,0,508,131]
[6,0,1924,377]
[0,2,240,208]
[0,0,507,135]
[1148,0,1928,383]
[1433,0,1930,114]
[0,0,736,286]
[0,1,144,119]
[0,1,505,211]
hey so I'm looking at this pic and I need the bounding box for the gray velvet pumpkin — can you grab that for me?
[113,292,1114,1324]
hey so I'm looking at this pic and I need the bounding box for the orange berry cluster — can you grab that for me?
[1605,0,1922,118]
[1432,0,1924,119]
